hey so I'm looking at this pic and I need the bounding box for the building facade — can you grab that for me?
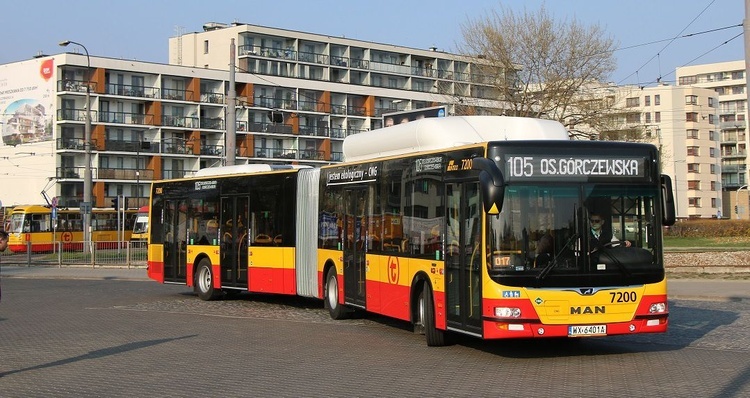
[0,23,500,209]
[581,83,722,219]
[676,61,749,219]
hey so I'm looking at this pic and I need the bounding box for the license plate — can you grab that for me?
[569,325,607,336]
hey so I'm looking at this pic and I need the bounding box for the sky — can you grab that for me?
[1,0,745,87]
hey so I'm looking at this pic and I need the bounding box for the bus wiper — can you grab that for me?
[537,233,578,281]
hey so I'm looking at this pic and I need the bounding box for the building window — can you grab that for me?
[203,40,209,54]
[732,70,745,80]
[688,197,701,208]
[654,95,660,105]
[688,180,700,190]
[654,112,661,122]
[708,114,715,124]
[711,198,717,208]
[626,113,641,123]
[710,164,717,174]
[733,86,745,95]
[686,112,698,122]
[626,97,640,107]
[710,147,716,158]
[645,113,651,123]
[687,163,700,173]
[679,76,697,85]
[711,181,717,191]
[709,130,716,140]
[687,129,699,139]
[715,87,725,95]
[685,95,698,105]
[687,146,699,156]
[644,95,650,106]
[708,97,715,107]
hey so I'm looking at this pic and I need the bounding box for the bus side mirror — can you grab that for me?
[661,174,676,226]
[472,157,505,214]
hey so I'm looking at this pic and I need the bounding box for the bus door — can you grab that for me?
[220,196,249,288]
[445,181,482,333]
[163,199,188,282]
[342,188,367,308]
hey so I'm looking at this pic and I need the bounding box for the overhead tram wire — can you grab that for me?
[616,0,720,86]
[634,32,743,88]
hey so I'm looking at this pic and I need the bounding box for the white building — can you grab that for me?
[0,23,501,209]
[676,61,748,219]
[582,83,721,219]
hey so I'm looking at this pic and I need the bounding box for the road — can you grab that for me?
[0,276,748,397]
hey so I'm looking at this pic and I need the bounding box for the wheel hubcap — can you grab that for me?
[327,274,338,308]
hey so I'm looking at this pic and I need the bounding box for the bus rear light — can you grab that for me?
[494,307,521,318]
[649,302,667,314]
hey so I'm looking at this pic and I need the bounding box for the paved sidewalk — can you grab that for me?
[1,265,748,302]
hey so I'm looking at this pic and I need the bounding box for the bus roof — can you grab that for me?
[342,115,569,162]
[194,164,311,177]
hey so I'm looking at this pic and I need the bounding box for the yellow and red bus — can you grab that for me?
[147,115,675,346]
[6,205,137,252]
[131,205,149,242]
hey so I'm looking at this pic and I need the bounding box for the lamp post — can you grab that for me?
[59,40,92,252]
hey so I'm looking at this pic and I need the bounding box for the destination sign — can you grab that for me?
[504,155,646,180]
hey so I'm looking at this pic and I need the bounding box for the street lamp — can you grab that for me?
[59,40,92,252]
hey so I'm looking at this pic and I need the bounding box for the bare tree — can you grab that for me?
[458,5,627,139]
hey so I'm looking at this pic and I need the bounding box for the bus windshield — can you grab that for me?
[487,183,662,288]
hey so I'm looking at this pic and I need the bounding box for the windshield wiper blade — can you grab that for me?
[537,233,578,281]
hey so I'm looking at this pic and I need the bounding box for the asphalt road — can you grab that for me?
[0,275,748,397]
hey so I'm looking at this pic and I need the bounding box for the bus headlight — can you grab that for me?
[494,307,521,318]
[649,302,666,313]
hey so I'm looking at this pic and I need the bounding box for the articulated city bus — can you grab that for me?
[6,205,137,252]
[131,205,150,242]
[147,116,675,346]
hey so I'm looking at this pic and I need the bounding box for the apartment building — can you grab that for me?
[676,61,749,219]
[0,23,500,208]
[590,83,721,219]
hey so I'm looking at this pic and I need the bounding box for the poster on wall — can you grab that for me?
[0,57,56,147]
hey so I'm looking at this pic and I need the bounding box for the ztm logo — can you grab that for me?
[387,256,400,284]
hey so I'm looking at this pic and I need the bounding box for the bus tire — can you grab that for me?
[419,284,446,347]
[324,267,348,320]
[195,259,219,301]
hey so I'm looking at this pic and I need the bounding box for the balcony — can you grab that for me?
[298,51,328,64]
[254,147,297,159]
[56,166,83,179]
[104,140,155,153]
[162,115,199,129]
[200,117,225,130]
[248,122,293,135]
[58,79,97,93]
[201,144,224,156]
[347,105,366,116]
[298,125,329,137]
[105,83,159,99]
[97,167,155,181]
[330,55,348,67]
[99,111,153,125]
[201,92,225,104]
[162,88,191,101]
[57,108,99,122]
[57,137,86,150]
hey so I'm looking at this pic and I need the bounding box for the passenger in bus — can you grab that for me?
[588,213,630,253]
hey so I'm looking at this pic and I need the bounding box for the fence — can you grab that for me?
[0,241,147,267]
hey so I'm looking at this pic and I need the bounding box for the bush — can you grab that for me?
[664,219,750,238]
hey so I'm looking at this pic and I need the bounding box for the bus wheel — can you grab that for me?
[418,284,446,347]
[195,259,219,301]
[324,267,348,320]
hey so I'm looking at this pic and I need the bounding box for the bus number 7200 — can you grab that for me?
[610,291,637,303]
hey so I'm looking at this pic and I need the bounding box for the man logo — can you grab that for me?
[579,288,595,295]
